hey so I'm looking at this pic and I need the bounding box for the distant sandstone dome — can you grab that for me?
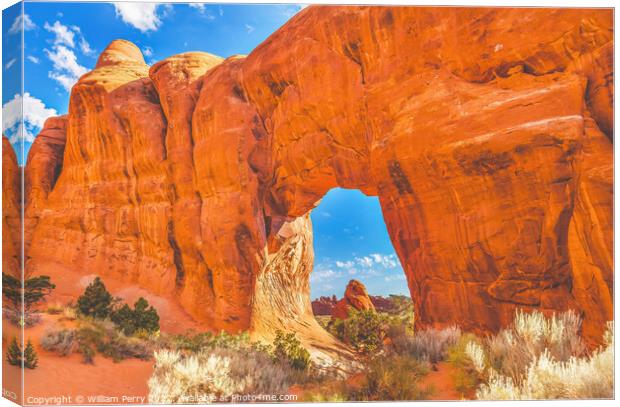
[332,280,376,320]
[7,6,612,353]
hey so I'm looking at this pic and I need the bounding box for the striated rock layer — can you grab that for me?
[23,7,613,346]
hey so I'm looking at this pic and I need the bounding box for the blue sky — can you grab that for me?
[310,188,409,299]
[2,2,408,299]
[3,2,305,159]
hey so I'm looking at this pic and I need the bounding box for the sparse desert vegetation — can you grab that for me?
[2,272,56,327]
[148,332,305,404]
[40,277,159,364]
[33,280,614,401]
[6,337,38,369]
[146,294,613,402]
[474,312,614,400]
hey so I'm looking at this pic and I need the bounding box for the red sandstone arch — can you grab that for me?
[13,6,612,356]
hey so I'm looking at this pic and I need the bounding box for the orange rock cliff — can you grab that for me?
[11,6,612,345]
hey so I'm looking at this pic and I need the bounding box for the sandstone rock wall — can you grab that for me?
[23,7,613,344]
[3,136,21,277]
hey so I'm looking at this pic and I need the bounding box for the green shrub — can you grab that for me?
[347,354,433,401]
[272,330,311,371]
[6,338,38,369]
[2,273,56,315]
[77,277,114,319]
[328,309,387,354]
[110,297,159,335]
[23,340,38,369]
[6,337,22,367]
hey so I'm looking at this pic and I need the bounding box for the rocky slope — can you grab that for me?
[20,6,613,345]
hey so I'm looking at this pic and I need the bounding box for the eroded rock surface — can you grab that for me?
[2,136,21,277]
[23,7,613,345]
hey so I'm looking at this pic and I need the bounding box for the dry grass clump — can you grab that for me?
[41,328,76,356]
[446,334,484,396]
[148,347,294,404]
[393,326,461,364]
[40,318,153,363]
[485,310,585,382]
[347,354,434,401]
[477,322,613,400]
[45,303,65,315]
[452,310,614,400]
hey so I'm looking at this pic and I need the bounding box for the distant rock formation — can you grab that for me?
[332,280,376,320]
[312,295,338,316]
[312,293,403,316]
[17,6,613,345]
[368,296,395,313]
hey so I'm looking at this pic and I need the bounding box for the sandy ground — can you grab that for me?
[4,265,468,403]
[1,264,203,404]
[422,362,464,400]
[39,262,201,334]
[3,313,154,405]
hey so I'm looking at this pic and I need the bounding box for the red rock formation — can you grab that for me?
[24,116,67,261]
[24,7,613,346]
[312,295,338,315]
[332,280,376,320]
[369,296,395,313]
[2,136,21,277]
[313,295,400,316]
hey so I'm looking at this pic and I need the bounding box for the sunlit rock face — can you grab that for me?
[3,136,21,278]
[22,7,612,345]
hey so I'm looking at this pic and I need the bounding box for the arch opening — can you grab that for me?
[309,187,409,312]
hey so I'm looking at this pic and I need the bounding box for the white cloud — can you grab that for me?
[8,14,36,35]
[43,21,95,57]
[384,274,406,282]
[27,55,40,64]
[357,256,374,268]
[113,3,164,32]
[189,4,215,20]
[44,45,89,91]
[370,253,399,269]
[188,4,205,12]
[2,93,58,143]
[335,260,354,269]
[44,21,75,48]
[218,6,224,16]
[310,268,342,283]
[71,26,95,56]
[245,24,255,34]
[4,59,17,70]
[142,46,153,57]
